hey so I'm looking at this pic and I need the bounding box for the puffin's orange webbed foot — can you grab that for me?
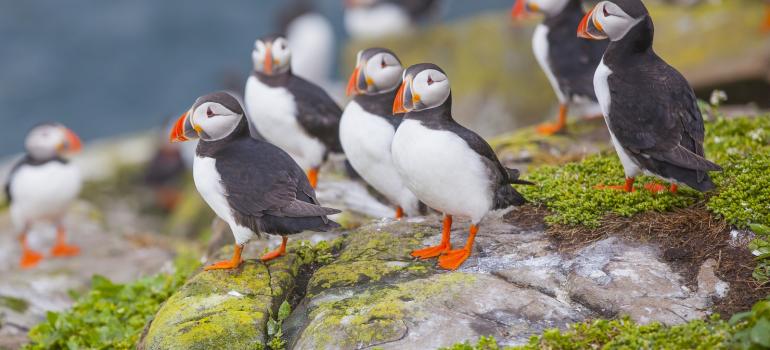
[20,250,43,269]
[595,177,636,193]
[50,243,80,257]
[204,259,242,271]
[411,242,451,259]
[643,182,677,194]
[260,236,288,262]
[438,248,471,270]
[536,122,566,136]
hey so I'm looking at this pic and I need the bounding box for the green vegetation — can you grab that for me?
[730,297,770,349]
[266,300,291,350]
[24,254,199,350]
[520,154,700,227]
[0,295,29,313]
[748,224,770,285]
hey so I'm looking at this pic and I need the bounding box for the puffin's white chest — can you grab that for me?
[9,161,81,227]
[594,59,641,178]
[340,101,419,214]
[391,119,493,223]
[533,24,565,103]
[193,156,256,244]
[244,76,325,169]
[344,3,411,39]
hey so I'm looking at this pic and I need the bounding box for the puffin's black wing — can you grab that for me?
[287,75,343,153]
[215,137,340,234]
[608,58,721,189]
[3,159,24,203]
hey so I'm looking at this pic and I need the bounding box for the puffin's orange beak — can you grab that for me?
[170,111,197,143]
[346,66,361,96]
[264,45,273,75]
[511,0,534,20]
[61,127,82,153]
[577,7,607,40]
[393,81,408,114]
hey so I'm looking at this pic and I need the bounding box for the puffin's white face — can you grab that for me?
[25,123,82,160]
[187,102,242,141]
[578,1,642,41]
[346,50,403,96]
[513,0,570,18]
[252,37,292,75]
[393,68,450,113]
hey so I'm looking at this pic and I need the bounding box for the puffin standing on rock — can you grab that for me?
[340,48,421,219]
[512,0,608,135]
[170,92,340,270]
[244,35,343,189]
[6,123,83,268]
[391,64,532,270]
[578,0,721,193]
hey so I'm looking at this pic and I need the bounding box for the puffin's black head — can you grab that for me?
[170,92,245,143]
[252,35,292,76]
[511,0,576,20]
[392,63,451,114]
[577,0,649,41]
[25,122,82,160]
[346,48,403,96]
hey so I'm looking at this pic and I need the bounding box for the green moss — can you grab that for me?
[304,273,475,348]
[521,154,700,227]
[729,296,770,349]
[0,295,29,313]
[24,253,200,350]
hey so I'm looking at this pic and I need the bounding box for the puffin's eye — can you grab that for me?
[206,107,214,118]
[603,7,611,17]
[381,58,386,69]
[427,75,434,85]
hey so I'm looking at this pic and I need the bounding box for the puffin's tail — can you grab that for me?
[493,168,534,210]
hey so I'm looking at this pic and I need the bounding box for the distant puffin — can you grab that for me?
[5,123,82,268]
[276,0,336,88]
[512,0,608,135]
[390,63,532,270]
[340,48,421,219]
[170,92,339,270]
[578,0,721,193]
[344,0,440,39]
[244,35,343,188]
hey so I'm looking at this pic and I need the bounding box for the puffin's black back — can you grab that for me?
[544,0,608,100]
[602,15,721,191]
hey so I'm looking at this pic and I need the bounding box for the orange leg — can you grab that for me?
[438,224,478,270]
[50,225,80,257]
[596,177,635,193]
[395,206,404,219]
[260,236,288,262]
[536,104,568,136]
[643,182,678,194]
[19,231,43,269]
[307,168,319,189]
[411,215,452,259]
[205,244,244,270]
[670,183,678,193]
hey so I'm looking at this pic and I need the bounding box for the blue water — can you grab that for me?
[0,0,510,156]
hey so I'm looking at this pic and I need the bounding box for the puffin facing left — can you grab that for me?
[5,123,83,269]
[170,92,340,270]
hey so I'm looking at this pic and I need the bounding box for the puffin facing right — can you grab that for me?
[390,63,532,270]
[170,92,340,270]
[578,0,721,193]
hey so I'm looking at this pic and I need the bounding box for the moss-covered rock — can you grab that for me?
[140,243,317,350]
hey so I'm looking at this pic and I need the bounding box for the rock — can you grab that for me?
[139,240,323,350]
[697,258,729,299]
[0,203,173,347]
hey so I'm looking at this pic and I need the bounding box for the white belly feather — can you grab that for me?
[594,59,641,178]
[9,161,81,230]
[391,119,493,223]
[340,101,420,215]
[244,76,326,170]
[193,156,256,245]
[533,24,566,103]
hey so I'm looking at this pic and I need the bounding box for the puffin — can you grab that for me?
[344,0,440,39]
[170,92,340,270]
[5,123,83,268]
[577,0,721,193]
[390,63,532,270]
[244,35,343,188]
[512,0,608,135]
[276,0,336,88]
[340,48,421,219]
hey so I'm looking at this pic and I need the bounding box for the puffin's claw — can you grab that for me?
[410,242,451,259]
[536,122,566,136]
[20,250,43,269]
[204,259,242,271]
